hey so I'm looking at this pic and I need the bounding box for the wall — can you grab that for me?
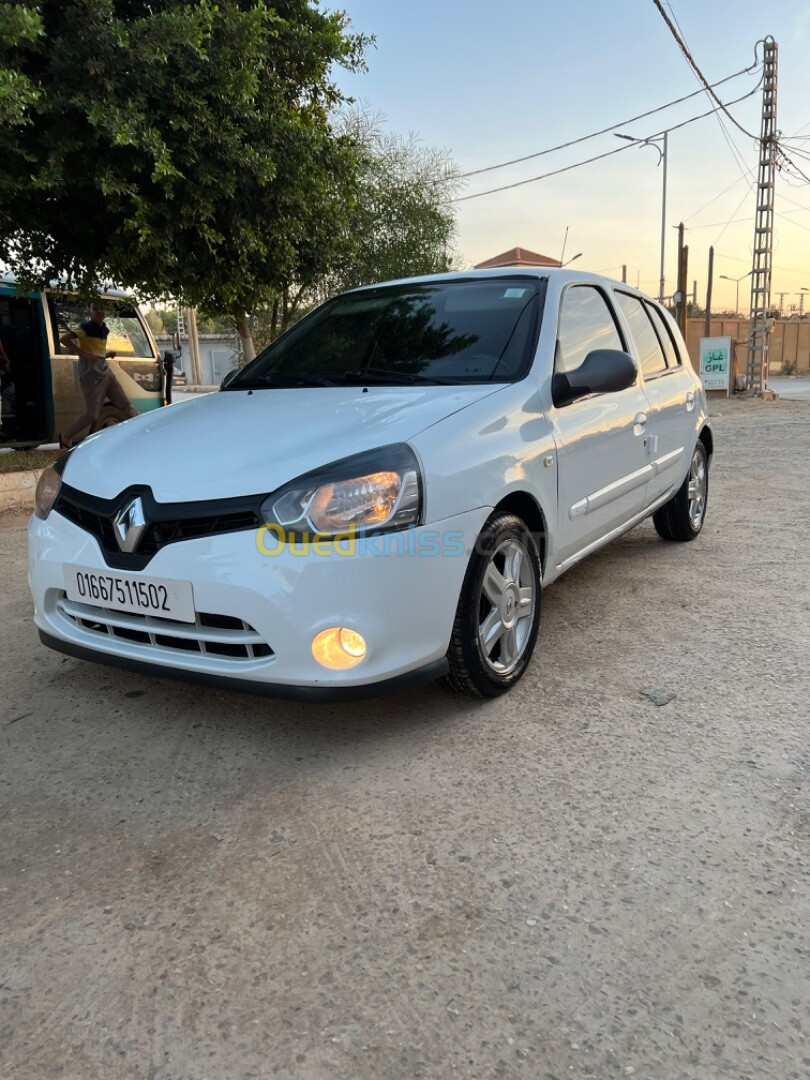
[155,334,239,386]
[684,318,810,378]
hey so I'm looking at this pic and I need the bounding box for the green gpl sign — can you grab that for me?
[699,336,732,393]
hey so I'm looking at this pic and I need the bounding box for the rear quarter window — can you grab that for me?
[645,302,682,368]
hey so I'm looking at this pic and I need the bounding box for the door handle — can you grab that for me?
[686,390,696,411]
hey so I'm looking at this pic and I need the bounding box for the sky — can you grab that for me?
[332,0,810,313]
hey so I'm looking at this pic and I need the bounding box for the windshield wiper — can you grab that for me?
[341,368,453,386]
[249,373,337,388]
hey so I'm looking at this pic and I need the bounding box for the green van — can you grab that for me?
[0,275,163,448]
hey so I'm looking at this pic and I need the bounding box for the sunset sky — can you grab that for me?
[335,0,810,313]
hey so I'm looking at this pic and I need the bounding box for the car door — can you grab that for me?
[548,284,655,568]
[613,292,694,506]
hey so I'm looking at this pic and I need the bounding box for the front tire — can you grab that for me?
[653,441,709,542]
[444,512,542,698]
[90,404,128,434]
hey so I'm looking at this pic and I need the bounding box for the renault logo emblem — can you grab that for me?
[113,496,147,553]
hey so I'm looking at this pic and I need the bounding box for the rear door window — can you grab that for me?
[614,292,668,379]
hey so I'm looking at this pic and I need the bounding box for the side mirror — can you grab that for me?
[220,368,239,390]
[172,331,181,351]
[552,349,637,407]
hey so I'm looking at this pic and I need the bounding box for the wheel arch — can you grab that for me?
[698,423,714,461]
[492,490,548,573]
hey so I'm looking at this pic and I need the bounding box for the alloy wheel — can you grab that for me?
[478,537,537,675]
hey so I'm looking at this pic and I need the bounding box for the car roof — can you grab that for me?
[0,271,133,300]
[343,266,657,304]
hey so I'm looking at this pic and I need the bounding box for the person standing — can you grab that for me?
[0,334,15,440]
[60,303,136,448]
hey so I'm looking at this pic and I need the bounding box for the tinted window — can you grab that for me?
[49,297,153,358]
[555,286,623,375]
[615,292,667,378]
[645,302,682,367]
[231,279,543,388]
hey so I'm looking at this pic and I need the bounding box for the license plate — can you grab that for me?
[64,565,195,623]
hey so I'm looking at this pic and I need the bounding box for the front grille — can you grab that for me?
[135,511,260,557]
[54,484,262,570]
[57,595,274,663]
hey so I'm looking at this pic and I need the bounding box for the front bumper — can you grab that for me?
[28,507,489,698]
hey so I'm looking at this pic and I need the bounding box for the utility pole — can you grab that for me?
[746,37,778,393]
[621,265,627,284]
[777,292,785,315]
[705,246,714,338]
[185,307,203,386]
[675,223,688,337]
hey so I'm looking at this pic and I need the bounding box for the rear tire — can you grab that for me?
[443,511,542,698]
[653,441,708,542]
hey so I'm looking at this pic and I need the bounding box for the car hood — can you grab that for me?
[62,385,505,501]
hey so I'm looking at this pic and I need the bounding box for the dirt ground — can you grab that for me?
[1,398,808,1080]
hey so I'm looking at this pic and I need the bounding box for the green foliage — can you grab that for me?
[143,308,166,336]
[244,110,460,348]
[0,0,369,324]
[0,4,43,124]
[329,110,459,293]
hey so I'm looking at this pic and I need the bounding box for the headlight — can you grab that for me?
[262,444,422,539]
[34,455,70,520]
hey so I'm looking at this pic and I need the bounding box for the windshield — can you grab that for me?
[49,296,154,359]
[229,277,545,389]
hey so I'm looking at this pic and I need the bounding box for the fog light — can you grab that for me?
[311,627,367,669]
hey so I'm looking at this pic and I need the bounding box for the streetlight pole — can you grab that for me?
[799,287,809,317]
[616,131,667,302]
[719,272,751,317]
[659,131,668,305]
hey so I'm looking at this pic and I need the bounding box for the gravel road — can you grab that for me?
[1,398,808,1080]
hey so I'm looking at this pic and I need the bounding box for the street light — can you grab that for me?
[719,271,752,317]
[799,286,809,317]
[616,131,668,303]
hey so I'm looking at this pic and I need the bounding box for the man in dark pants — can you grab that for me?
[60,303,136,448]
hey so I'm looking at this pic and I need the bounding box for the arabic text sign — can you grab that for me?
[699,336,732,392]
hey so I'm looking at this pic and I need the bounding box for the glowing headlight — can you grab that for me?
[263,444,422,538]
[34,463,64,520]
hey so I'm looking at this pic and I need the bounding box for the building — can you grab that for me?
[155,333,238,387]
[474,247,561,270]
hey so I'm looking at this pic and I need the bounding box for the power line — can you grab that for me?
[651,0,761,142]
[661,0,761,211]
[446,63,760,183]
[712,187,752,247]
[684,167,755,222]
[454,85,763,203]
[717,252,809,276]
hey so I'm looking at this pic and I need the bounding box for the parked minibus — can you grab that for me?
[0,275,163,447]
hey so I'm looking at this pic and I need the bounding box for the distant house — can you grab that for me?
[474,247,561,270]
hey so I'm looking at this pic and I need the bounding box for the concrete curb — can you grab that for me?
[0,467,42,515]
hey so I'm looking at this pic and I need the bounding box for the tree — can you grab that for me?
[246,111,460,347]
[0,0,369,360]
[329,111,458,292]
[0,4,43,124]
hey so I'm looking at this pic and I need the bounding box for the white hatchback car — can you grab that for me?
[29,269,712,700]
